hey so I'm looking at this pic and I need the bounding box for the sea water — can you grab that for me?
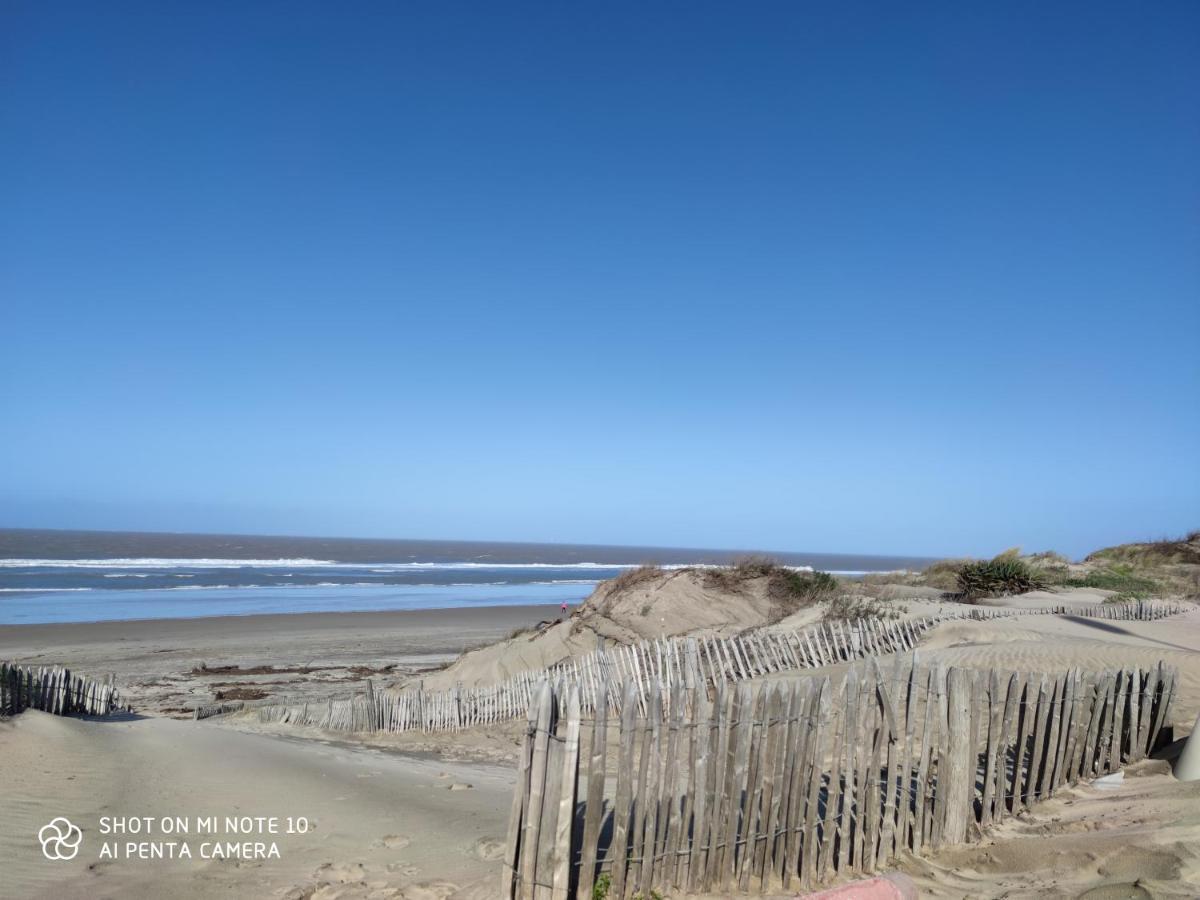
[0,531,935,624]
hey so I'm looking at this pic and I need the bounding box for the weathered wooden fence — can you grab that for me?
[203,600,1184,734]
[227,616,934,730]
[950,599,1181,622]
[0,662,121,717]
[502,657,1177,898]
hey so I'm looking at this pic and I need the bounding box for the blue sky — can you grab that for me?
[2,2,1197,559]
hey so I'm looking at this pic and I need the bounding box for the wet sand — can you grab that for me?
[0,605,559,716]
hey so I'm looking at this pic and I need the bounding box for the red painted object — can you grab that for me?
[799,872,918,900]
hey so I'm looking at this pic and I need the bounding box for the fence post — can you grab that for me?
[503,697,539,899]
[550,685,582,899]
[609,680,639,899]
[577,671,609,899]
[940,668,974,846]
[519,682,555,900]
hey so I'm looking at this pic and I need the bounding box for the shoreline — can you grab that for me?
[0,601,563,638]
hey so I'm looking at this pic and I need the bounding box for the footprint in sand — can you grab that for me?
[385,863,420,876]
[396,882,459,900]
[473,837,505,861]
[313,862,369,885]
[309,887,357,900]
[371,834,411,850]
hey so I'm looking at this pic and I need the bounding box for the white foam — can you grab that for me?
[0,558,338,569]
[0,558,604,570]
[0,587,93,592]
[0,558,830,573]
[347,562,638,570]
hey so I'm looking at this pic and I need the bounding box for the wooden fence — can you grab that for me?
[502,657,1177,898]
[233,616,934,731]
[203,600,1183,735]
[951,599,1181,622]
[0,662,121,717]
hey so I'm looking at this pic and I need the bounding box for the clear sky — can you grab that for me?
[2,2,1197,559]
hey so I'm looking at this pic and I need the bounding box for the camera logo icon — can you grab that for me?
[38,817,82,861]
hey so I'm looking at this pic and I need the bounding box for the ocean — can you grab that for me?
[0,529,937,625]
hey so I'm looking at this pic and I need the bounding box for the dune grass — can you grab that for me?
[822,594,903,622]
[607,563,664,593]
[1057,564,1161,598]
[1085,531,1200,567]
[956,549,1046,602]
[702,555,838,618]
[920,558,971,591]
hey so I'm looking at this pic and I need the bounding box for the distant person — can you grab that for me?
[560,601,569,615]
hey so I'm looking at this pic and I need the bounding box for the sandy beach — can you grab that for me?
[3,589,1200,899]
[0,607,551,900]
[0,605,558,718]
[0,710,513,900]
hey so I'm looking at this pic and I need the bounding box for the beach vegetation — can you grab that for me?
[822,594,905,622]
[729,554,780,578]
[1024,549,1073,582]
[608,564,664,594]
[711,557,838,598]
[956,549,1046,601]
[1085,530,1200,567]
[920,558,971,591]
[701,556,838,621]
[773,568,839,605]
[1060,564,1160,598]
[1028,550,1072,565]
[1103,591,1142,604]
[592,874,662,900]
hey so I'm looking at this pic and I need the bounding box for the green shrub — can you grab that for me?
[1086,531,1200,567]
[1063,564,1159,598]
[766,569,838,620]
[920,558,970,591]
[1104,591,1142,604]
[956,553,1046,601]
[776,569,838,601]
[1025,550,1072,584]
[703,557,838,616]
[590,874,660,900]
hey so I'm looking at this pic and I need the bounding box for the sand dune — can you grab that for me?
[902,754,1200,899]
[0,712,513,900]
